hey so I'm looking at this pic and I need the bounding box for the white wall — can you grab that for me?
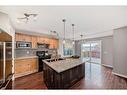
[0,12,15,36]
[113,26,127,78]
[101,36,113,67]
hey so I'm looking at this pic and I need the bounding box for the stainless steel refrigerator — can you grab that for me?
[0,29,13,89]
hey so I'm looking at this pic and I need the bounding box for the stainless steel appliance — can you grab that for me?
[0,29,13,89]
[16,41,31,48]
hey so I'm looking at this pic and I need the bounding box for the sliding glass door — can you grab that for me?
[81,41,101,64]
[81,42,91,62]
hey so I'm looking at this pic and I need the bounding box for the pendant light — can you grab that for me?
[80,34,83,43]
[62,19,66,44]
[72,24,75,45]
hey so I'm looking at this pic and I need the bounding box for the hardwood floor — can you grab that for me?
[13,63,127,89]
[14,72,47,89]
[71,63,127,89]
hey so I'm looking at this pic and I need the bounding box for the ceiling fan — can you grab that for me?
[17,13,38,23]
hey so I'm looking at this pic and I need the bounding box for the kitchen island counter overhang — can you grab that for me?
[43,58,85,89]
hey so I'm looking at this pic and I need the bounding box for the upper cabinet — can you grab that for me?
[15,33,32,42]
[15,33,59,49]
[31,36,37,49]
[37,36,50,44]
[37,36,45,43]
[49,39,59,49]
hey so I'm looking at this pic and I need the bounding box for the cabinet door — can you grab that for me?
[15,33,23,41]
[15,33,32,42]
[32,36,37,48]
[37,36,44,43]
[53,39,59,49]
[49,39,53,49]
[54,39,58,49]
[23,35,32,42]
[44,38,50,44]
[30,58,38,71]
[56,39,59,48]
[15,60,30,74]
[14,58,38,78]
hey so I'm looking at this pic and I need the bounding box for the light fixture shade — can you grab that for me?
[33,16,37,21]
[63,40,66,44]
[62,19,66,44]
[72,24,75,45]
[72,41,75,45]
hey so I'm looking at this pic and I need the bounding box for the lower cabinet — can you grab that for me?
[14,58,38,78]
[43,63,85,89]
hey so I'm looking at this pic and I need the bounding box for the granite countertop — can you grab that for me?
[43,58,85,73]
[15,56,38,60]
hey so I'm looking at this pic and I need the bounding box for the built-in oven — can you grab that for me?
[16,41,32,48]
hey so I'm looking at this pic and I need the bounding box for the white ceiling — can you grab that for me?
[0,6,127,40]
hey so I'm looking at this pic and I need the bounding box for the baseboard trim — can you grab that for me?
[112,72,127,78]
[14,69,38,79]
[102,64,113,68]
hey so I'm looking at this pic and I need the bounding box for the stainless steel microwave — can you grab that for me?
[16,41,32,48]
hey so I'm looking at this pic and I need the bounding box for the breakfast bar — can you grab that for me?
[43,58,85,89]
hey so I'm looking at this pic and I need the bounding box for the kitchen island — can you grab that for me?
[43,58,85,89]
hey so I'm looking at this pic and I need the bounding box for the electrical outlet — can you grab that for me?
[27,51,30,54]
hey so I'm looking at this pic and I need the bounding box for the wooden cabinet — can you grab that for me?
[49,39,53,49]
[15,33,22,41]
[44,38,50,44]
[37,36,45,43]
[14,58,38,78]
[15,33,32,42]
[54,39,59,49]
[37,36,50,44]
[30,58,38,71]
[15,33,59,49]
[31,36,37,48]
[37,36,42,43]
[43,62,85,89]
[49,39,59,49]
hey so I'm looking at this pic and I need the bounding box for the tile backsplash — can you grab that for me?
[15,48,57,58]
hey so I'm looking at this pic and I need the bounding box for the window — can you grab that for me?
[63,41,74,56]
